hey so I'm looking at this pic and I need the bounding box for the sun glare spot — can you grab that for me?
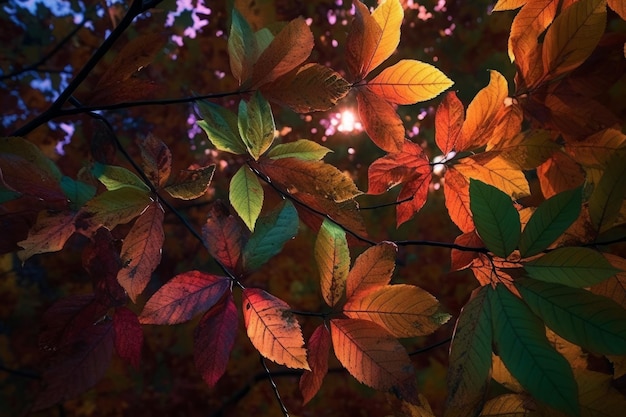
[337,110,362,133]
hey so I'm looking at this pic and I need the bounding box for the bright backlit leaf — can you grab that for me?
[242,200,299,271]
[369,0,404,75]
[139,271,230,324]
[117,202,165,302]
[197,101,248,155]
[519,186,582,257]
[315,219,350,307]
[18,210,76,261]
[346,0,383,80]
[331,318,415,397]
[300,324,332,405]
[443,168,474,233]
[367,59,453,105]
[489,284,579,417]
[524,247,621,287]
[435,91,464,155]
[357,86,405,152]
[346,241,397,299]
[267,139,331,161]
[343,284,450,337]
[92,162,149,192]
[194,294,238,387]
[243,288,309,369]
[492,0,527,11]
[469,179,521,258]
[456,154,530,200]
[164,165,215,200]
[229,165,264,231]
[517,278,626,356]
[238,91,275,160]
[497,129,560,171]
[445,287,492,417]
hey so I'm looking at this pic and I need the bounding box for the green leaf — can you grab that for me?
[445,287,492,417]
[228,8,257,84]
[469,179,521,258]
[92,162,150,192]
[524,247,620,287]
[519,186,582,257]
[79,187,152,231]
[164,165,216,200]
[197,101,248,155]
[242,200,299,271]
[267,139,332,161]
[588,151,626,233]
[238,91,275,160]
[517,278,626,356]
[0,187,20,203]
[315,219,349,307]
[489,284,579,417]
[60,176,96,209]
[229,165,264,231]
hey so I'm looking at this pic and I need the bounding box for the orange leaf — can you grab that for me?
[331,318,416,395]
[443,167,474,233]
[368,59,453,105]
[450,231,484,271]
[542,0,607,78]
[18,210,76,261]
[608,0,626,19]
[508,0,559,62]
[454,154,530,199]
[357,87,405,152]
[369,0,404,75]
[492,0,527,11]
[117,202,165,302]
[139,271,230,324]
[537,151,585,199]
[139,134,171,188]
[242,288,309,370]
[248,17,314,88]
[435,91,464,155]
[485,102,523,151]
[346,242,397,299]
[344,284,449,337]
[300,324,331,405]
[202,201,247,271]
[458,70,508,152]
[565,128,626,168]
[346,1,383,80]
[315,219,350,307]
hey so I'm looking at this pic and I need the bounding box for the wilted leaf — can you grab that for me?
[18,210,76,261]
[542,0,607,78]
[443,168,475,233]
[241,200,299,271]
[92,162,149,192]
[117,202,165,302]
[139,271,230,324]
[343,284,449,337]
[238,91,275,160]
[445,287,492,417]
[330,318,415,397]
[262,64,351,113]
[588,152,626,233]
[300,324,332,405]
[242,288,309,369]
[229,165,264,231]
[315,219,350,307]
[164,165,216,200]
[489,284,579,417]
[267,139,331,161]
[524,247,621,287]
[469,179,521,258]
[194,294,238,387]
[367,59,453,105]
[435,91,465,155]
[357,87,405,152]
[346,241,397,299]
[197,101,248,155]
[202,201,247,270]
[113,307,143,369]
[139,134,172,188]
[228,8,257,84]
[346,0,383,79]
[517,278,626,355]
[79,187,152,231]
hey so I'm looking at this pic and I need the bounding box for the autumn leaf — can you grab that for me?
[542,0,607,78]
[139,271,230,324]
[117,202,165,302]
[18,210,76,261]
[369,0,404,73]
[330,318,415,397]
[367,59,453,105]
[443,168,474,233]
[202,201,246,271]
[537,151,585,199]
[357,86,405,152]
[113,307,143,369]
[455,154,530,200]
[315,219,350,307]
[450,231,484,271]
[194,294,238,387]
[496,129,560,170]
[300,324,332,405]
[591,254,626,309]
[346,0,383,80]
[343,284,450,337]
[0,136,61,180]
[238,91,275,160]
[164,165,215,200]
[506,0,559,62]
[346,241,397,299]
[485,102,523,151]
[608,0,626,19]
[92,162,149,192]
[78,187,152,232]
[229,165,264,231]
[242,288,309,369]
[228,8,258,84]
[267,139,331,161]
[492,0,527,12]
[435,91,464,155]
[565,128,626,168]
[139,134,172,188]
[588,152,626,232]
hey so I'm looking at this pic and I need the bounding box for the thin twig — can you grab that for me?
[358,195,414,210]
[408,336,452,356]
[0,364,41,380]
[260,356,291,417]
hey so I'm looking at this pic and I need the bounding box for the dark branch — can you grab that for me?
[260,356,291,417]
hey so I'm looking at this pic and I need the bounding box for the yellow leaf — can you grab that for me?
[458,70,508,152]
[455,154,530,200]
[315,219,350,307]
[575,369,626,417]
[491,354,524,393]
[542,0,607,78]
[243,288,310,370]
[367,59,453,105]
[343,284,450,337]
[369,0,404,75]
[346,242,397,299]
[357,87,405,152]
[346,1,383,79]
[492,0,527,11]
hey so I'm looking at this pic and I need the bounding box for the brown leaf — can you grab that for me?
[139,134,172,188]
[18,210,76,261]
[536,151,585,199]
[300,324,331,405]
[346,0,383,80]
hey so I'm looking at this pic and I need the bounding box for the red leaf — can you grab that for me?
[443,167,474,233]
[139,134,172,188]
[194,294,238,387]
[357,87,405,152]
[113,307,143,369]
[435,91,465,155]
[0,154,66,207]
[202,201,247,271]
[139,271,230,324]
[346,242,397,299]
[346,0,383,80]
[300,324,331,405]
[117,202,165,302]
[18,210,76,261]
[83,228,127,305]
[450,231,484,271]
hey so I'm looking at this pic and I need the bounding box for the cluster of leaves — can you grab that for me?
[1,0,626,415]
